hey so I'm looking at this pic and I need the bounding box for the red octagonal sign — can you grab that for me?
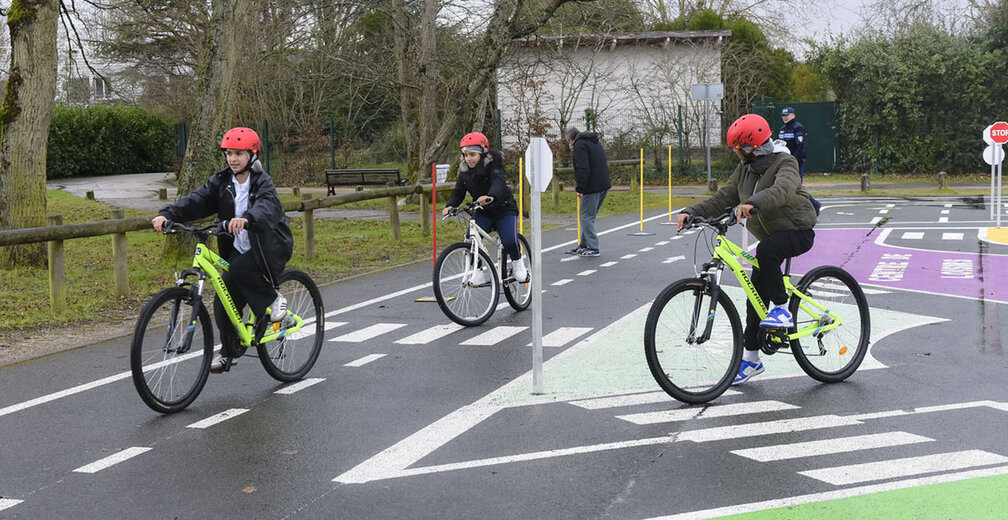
[990,121,1008,144]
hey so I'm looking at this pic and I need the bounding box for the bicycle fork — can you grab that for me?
[689,263,724,345]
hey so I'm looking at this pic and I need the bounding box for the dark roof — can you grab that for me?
[512,30,732,48]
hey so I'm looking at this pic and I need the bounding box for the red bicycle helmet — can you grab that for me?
[460,132,490,153]
[725,114,771,149]
[220,127,262,155]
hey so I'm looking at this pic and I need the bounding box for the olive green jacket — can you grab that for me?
[684,152,817,241]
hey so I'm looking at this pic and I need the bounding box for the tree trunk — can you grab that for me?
[165,0,251,260]
[0,0,60,268]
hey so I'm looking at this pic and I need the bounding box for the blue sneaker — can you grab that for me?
[760,306,793,328]
[578,248,601,257]
[732,359,765,386]
[565,246,585,255]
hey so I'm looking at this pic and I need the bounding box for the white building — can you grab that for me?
[497,30,730,152]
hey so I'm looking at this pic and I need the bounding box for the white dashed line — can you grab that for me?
[620,254,637,259]
[939,217,949,223]
[275,378,325,395]
[0,499,22,511]
[187,409,249,429]
[639,247,654,252]
[600,261,618,267]
[655,241,669,245]
[901,232,924,240]
[73,447,152,473]
[942,232,964,240]
[552,279,573,286]
[344,354,386,367]
[577,270,597,276]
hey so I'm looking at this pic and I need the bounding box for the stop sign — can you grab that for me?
[990,121,1008,144]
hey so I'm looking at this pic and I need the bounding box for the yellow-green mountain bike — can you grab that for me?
[644,211,870,404]
[130,221,324,413]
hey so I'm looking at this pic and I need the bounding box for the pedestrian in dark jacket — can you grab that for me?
[442,132,528,284]
[778,107,807,179]
[565,126,611,257]
[678,114,817,387]
[152,127,294,372]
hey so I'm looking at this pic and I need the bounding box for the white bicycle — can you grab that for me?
[434,201,533,326]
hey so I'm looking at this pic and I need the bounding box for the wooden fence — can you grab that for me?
[0,183,446,311]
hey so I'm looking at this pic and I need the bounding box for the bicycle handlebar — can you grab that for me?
[682,206,758,234]
[442,200,484,220]
[162,220,233,238]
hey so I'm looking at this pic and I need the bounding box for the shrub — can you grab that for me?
[47,104,175,178]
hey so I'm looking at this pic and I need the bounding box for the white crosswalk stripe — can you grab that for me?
[942,232,964,240]
[395,324,465,345]
[527,327,593,347]
[570,390,740,410]
[799,450,1008,486]
[329,323,406,342]
[616,401,798,425]
[901,232,924,240]
[731,432,933,462]
[679,415,862,442]
[460,326,528,346]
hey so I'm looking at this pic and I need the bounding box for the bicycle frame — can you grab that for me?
[695,231,842,344]
[180,240,304,347]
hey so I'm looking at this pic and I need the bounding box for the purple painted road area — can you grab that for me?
[789,228,1008,304]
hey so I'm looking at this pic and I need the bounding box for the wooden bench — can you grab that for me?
[325,168,406,195]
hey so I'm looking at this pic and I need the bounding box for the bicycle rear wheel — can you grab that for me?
[433,243,500,326]
[789,265,870,383]
[130,286,213,413]
[644,278,743,404]
[258,269,325,382]
[504,234,533,311]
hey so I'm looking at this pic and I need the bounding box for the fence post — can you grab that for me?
[938,171,948,190]
[388,182,401,241]
[86,190,95,200]
[111,208,129,297]
[302,193,315,260]
[421,188,431,236]
[158,188,167,200]
[47,215,66,312]
[861,174,871,192]
[551,177,560,209]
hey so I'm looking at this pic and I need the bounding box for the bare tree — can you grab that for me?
[0,0,60,267]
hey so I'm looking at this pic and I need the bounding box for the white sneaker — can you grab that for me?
[210,355,235,373]
[469,268,490,287]
[269,293,287,322]
[510,258,529,283]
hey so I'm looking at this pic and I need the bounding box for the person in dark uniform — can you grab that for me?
[779,107,807,180]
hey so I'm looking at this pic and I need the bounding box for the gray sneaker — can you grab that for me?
[579,248,600,257]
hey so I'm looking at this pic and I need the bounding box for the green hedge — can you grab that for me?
[47,105,175,178]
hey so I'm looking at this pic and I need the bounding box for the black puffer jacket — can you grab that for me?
[158,160,294,284]
[445,151,518,218]
[571,132,612,194]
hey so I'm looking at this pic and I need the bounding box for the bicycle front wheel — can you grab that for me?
[130,286,213,413]
[258,269,325,382]
[503,233,533,311]
[789,265,870,383]
[644,278,743,404]
[434,242,500,326]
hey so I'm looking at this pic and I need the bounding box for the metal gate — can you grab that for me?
[751,100,836,174]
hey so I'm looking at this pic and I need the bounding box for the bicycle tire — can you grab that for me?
[433,242,500,326]
[644,278,743,404]
[503,234,533,311]
[258,269,325,382]
[789,265,870,383]
[130,286,213,413]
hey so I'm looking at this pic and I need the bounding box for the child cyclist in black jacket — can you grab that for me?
[152,127,294,373]
[441,132,528,285]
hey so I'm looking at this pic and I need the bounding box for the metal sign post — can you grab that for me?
[691,83,723,191]
[985,122,1008,227]
[524,137,552,394]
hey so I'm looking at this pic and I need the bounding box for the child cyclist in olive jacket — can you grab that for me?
[152,127,294,373]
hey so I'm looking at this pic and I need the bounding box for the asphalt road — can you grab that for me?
[2,194,1007,519]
